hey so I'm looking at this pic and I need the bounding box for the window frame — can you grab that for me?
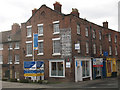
[0,55,3,64]
[53,21,60,35]
[26,25,32,38]
[85,27,88,37]
[109,46,112,55]
[38,24,43,36]
[38,40,44,55]
[15,42,20,49]
[26,41,32,57]
[15,54,20,64]
[0,44,3,50]
[77,24,80,35]
[86,42,89,54]
[93,44,96,54]
[49,60,65,77]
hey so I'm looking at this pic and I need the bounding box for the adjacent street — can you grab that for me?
[1,77,119,89]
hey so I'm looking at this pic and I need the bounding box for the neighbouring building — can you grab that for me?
[1,2,120,82]
[0,23,24,80]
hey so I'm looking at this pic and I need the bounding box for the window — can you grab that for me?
[77,24,80,34]
[99,31,102,40]
[77,41,80,53]
[49,60,65,77]
[8,43,12,50]
[114,35,117,43]
[15,42,19,49]
[100,45,102,55]
[27,26,32,37]
[26,43,32,56]
[15,55,19,64]
[85,27,88,37]
[0,55,3,64]
[82,61,90,77]
[109,46,112,55]
[108,34,111,42]
[0,44,3,50]
[38,24,43,36]
[93,29,96,38]
[115,46,118,55]
[38,40,43,55]
[53,21,59,34]
[93,44,96,54]
[86,42,89,54]
[8,55,12,64]
[52,38,61,55]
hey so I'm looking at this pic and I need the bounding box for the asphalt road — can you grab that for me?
[1,77,119,90]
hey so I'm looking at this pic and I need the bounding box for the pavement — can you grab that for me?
[1,77,119,90]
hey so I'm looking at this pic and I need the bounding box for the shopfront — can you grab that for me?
[106,58,117,77]
[92,58,103,79]
[75,57,92,82]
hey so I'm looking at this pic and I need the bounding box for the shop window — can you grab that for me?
[49,60,65,77]
[82,61,90,77]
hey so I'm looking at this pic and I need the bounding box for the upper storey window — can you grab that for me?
[108,34,111,42]
[53,21,60,34]
[92,29,96,39]
[38,24,43,36]
[85,27,88,37]
[77,24,80,35]
[27,26,32,38]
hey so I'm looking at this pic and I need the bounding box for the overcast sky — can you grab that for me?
[0,0,119,32]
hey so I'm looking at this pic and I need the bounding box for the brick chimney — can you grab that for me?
[103,21,108,28]
[53,2,62,13]
[32,8,37,15]
[71,8,80,17]
[12,23,20,34]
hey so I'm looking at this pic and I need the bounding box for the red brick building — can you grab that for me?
[20,2,120,82]
[0,23,24,80]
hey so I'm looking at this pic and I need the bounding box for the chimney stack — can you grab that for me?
[71,8,80,17]
[103,21,108,28]
[53,2,62,13]
[12,23,20,34]
[32,8,37,15]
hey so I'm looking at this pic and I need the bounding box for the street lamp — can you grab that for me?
[8,36,11,80]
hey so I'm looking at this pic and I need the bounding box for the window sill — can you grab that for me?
[0,49,3,50]
[53,32,60,35]
[38,34,43,37]
[0,62,3,64]
[49,76,65,78]
[14,48,20,50]
[7,62,12,64]
[37,53,44,56]
[14,62,20,64]
[82,76,90,78]
[26,54,33,57]
[27,36,32,38]
[8,48,13,50]
[52,53,61,56]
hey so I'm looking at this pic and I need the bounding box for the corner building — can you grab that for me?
[21,2,120,82]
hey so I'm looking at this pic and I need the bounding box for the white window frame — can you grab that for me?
[85,27,88,37]
[8,55,12,64]
[14,42,20,49]
[0,55,3,64]
[93,44,96,54]
[77,41,80,53]
[49,60,65,77]
[53,21,60,35]
[26,41,32,57]
[52,38,61,56]
[77,24,80,35]
[109,46,112,55]
[93,29,96,39]
[0,44,3,50]
[86,42,89,54]
[14,55,20,64]
[8,43,13,50]
[108,34,111,42]
[115,46,118,55]
[114,35,117,43]
[100,45,102,55]
[38,24,43,36]
[99,31,102,40]
[37,40,44,55]
[27,25,32,38]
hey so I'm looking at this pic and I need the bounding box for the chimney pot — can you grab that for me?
[103,21,108,28]
[53,2,62,13]
[32,8,37,15]
[71,8,80,17]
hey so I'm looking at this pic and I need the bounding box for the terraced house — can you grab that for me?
[1,2,120,82]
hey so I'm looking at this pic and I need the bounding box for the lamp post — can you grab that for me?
[8,36,11,80]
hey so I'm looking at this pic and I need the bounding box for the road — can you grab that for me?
[1,77,119,90]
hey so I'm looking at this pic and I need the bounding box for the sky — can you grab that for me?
[0,0,119,32]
